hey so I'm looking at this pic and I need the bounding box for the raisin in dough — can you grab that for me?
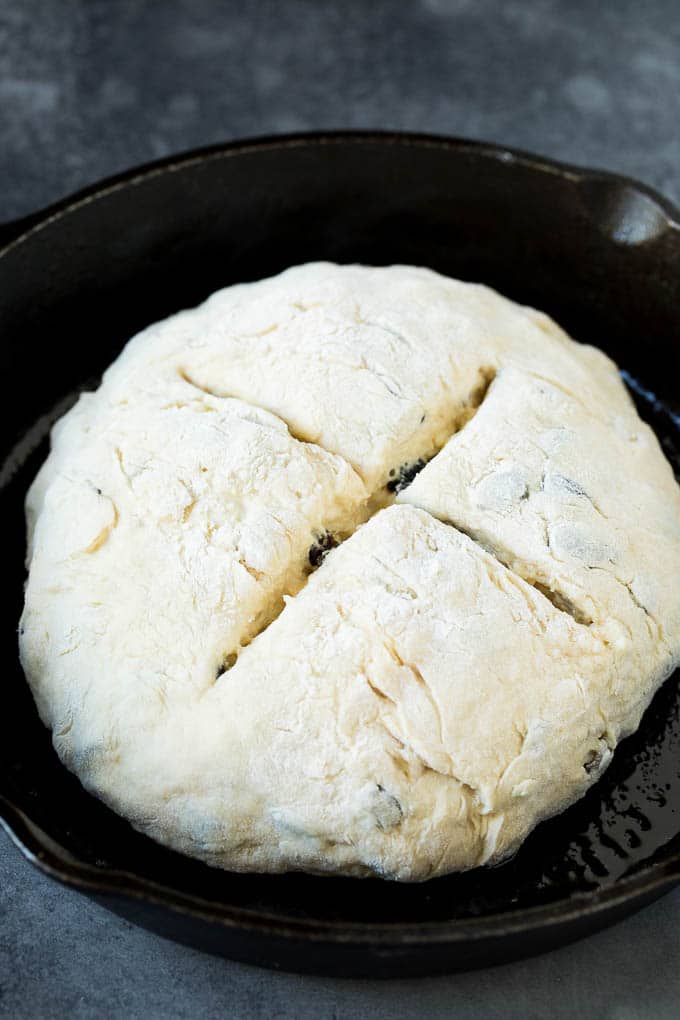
[20,263,680,880]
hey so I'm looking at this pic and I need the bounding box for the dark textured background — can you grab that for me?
[2,1,680,1016]
[3,0,680,221]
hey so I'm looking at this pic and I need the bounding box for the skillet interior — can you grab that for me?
[1,133,680,976]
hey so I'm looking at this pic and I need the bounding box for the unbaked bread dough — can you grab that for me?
[19,263,680,880]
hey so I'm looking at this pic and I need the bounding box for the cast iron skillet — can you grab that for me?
[1,132,680,978]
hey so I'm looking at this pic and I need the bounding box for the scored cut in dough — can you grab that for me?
[19,263,680,880]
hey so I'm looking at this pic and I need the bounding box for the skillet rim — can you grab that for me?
[1,129,679,950]
[1,129,679,253]
[1,790,680,943]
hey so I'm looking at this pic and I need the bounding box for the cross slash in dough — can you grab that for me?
[20,264,680,880]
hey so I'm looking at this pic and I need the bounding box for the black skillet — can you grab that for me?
[1,132,680,978]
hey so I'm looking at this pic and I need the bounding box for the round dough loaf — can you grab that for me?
[20,263,680,880]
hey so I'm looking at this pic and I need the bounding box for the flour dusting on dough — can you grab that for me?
[19,264,680,880]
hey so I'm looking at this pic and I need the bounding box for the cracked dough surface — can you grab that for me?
[20,263,680,880]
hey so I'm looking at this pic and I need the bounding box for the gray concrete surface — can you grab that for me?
[2,0,680,1016]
